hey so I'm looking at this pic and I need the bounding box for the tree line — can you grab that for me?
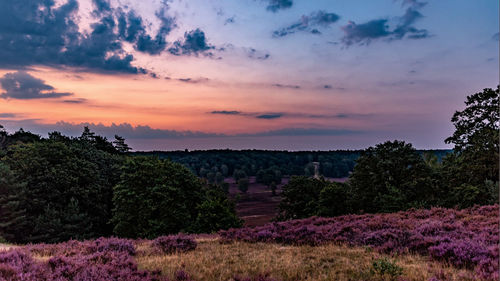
[0,128,241,244]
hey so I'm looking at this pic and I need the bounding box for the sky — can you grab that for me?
[0,0,498,151]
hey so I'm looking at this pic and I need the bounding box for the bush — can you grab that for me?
[370,258,403,278]
[152,235,197,254]
[238,178,249,193]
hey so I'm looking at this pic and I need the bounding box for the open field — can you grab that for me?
[136,238,478,281]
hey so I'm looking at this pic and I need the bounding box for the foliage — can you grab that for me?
[317,182,352,217]
[440,86,499,208]
[370,258,403,278]
[238,178,249,193]
[111,156,204,238]
[277,176,327,220]
[113,135,132,153]
[349,140,435,213]
[0,140,122,243]
[135,149,362,180]
[152,235,197,254]
[193,187,242,233]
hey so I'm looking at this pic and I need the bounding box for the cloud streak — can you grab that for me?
[210,110,368,120]
[273,11,340,37]
[265,0,293,13]
[0,71,73,100]
[341,0,429,45]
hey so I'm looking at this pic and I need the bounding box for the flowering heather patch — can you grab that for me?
[152,235,197,254]
[1,238,164,281]
[219,205,499,280]
[27,237,136,257]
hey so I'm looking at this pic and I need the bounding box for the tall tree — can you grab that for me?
[113,135,131,153]
[349,140,434,213]
[445,86,499,185]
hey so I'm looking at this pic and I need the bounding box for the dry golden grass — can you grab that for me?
[136,238,476,281]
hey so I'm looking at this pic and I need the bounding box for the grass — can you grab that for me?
[135,237,476,281]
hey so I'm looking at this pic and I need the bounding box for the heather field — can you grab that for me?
[0,205,498,281]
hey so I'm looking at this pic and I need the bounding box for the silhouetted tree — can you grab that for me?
[113,135,131,153]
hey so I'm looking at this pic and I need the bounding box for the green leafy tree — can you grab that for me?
[238,177,249,193]
[270,181,277,196]
[0,162,26,242]
[1,140,121,243]
[192,187,242,233]
[317,182,352,217]
[277,176,328,220]
[111,156,204,238]
[349,140,434,213]
[113,135,131,153]
[444,86,499,186]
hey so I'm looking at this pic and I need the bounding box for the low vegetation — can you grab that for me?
[1,205,496,280]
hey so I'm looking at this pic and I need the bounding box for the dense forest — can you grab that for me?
[134,149,450,180]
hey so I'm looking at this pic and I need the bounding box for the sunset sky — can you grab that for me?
[0,0,498,150]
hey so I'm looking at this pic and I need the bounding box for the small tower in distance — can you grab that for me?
[312,162,320,179]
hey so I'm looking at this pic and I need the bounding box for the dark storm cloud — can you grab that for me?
[265,0,293,12]
[0,71,73,100]
[272,83,301,89]
[92,0,111,14]
[341,0,429,45]
[0,0,179,73]
[117,8,176,55]
[273,11,340,38]
[168,29,215,56]
[0,0,147,74]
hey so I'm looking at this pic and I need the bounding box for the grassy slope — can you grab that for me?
[135,237,476,281]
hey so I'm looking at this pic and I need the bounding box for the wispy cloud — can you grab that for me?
[341,0,429,46]
[272,83,301,89]
[273,10,340,38]
[0,71,73,100]
[210,110,368,120]
[265,0,293,13]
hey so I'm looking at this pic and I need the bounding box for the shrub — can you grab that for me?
[370,258,403,278]
[152,235,197,254]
